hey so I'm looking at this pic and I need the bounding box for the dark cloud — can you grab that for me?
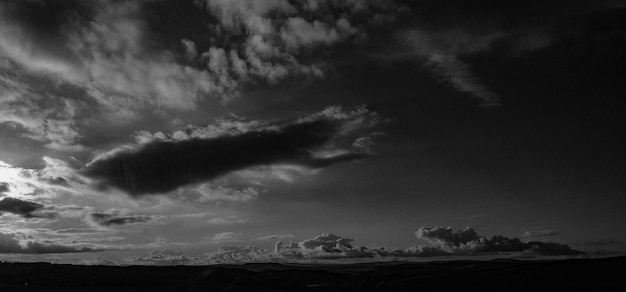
[90,212,156,227]
[0,232,102,254]
[225,228,584,262]
[83,117,371,196]
[583,239,623,248]
[415,227,583,255]
[0,197,45,218]
[0,182,9,193]
[274,233,374,260]
[522,229,560,238]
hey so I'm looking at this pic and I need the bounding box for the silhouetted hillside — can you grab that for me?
[0,256,624,291]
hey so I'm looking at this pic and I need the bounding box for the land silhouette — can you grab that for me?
[0,256,623,291]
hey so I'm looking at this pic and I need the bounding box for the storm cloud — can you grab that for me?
[83,115,373,196]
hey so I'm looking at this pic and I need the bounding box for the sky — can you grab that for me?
[1,0,625,265]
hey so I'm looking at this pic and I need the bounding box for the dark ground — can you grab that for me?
[0,256,624,291]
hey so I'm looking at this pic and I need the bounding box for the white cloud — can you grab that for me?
[258,234,294,241]
[202,245,270,264]
[125,249,192,265]
[181,39,198,60]
[73,256,119,266]
[206,232,244,243]
[189,184,262,203]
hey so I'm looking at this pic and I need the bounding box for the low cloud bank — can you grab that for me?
[126,227,584,265]
[0,232,103,254]
[415,227,582,256]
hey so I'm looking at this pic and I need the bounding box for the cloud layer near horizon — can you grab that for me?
[126,226,584,265]
[0,232,103,254]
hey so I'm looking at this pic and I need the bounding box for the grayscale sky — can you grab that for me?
[1,0,625,265]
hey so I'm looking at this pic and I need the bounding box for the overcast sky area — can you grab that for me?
[1,0,625,265]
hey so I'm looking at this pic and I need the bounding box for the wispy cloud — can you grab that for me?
[397,30,502,107]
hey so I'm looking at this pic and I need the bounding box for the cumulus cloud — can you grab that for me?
[125,249,193,265]
[274,233,374,259]
[190,0,406,85]
[0,0,408,134]
[203,246,269,264]
[83,106,384,196]
[415,226,583,256]
[181,39,198,60]
[73,256,119,266]
[243,228,582,262]
[0,231,103,254]
[117,228,587,265]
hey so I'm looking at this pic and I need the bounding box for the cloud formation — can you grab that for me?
[119,226,587,265]
[415,227,582,256]
[274,233,373,259]
[229,227,583,262]
[0,0,407,143]
[398,30,501,107]
[90,212,158,227]
[125,249,192,265]
[522,229,560,238]
[0,182,9,193]
[203,246,269,264]
[194,0,406,85]
[0,232,102,254]
[206,232,244,243]
[83,106,383,196]
[0,197,45,218]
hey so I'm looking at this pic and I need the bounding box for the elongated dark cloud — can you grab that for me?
[0,232,102,254]
[583,239,622,248]
[522,229,560,238]
[83,112,375,195]
[0,197,44,218]
[90,212,157,227]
